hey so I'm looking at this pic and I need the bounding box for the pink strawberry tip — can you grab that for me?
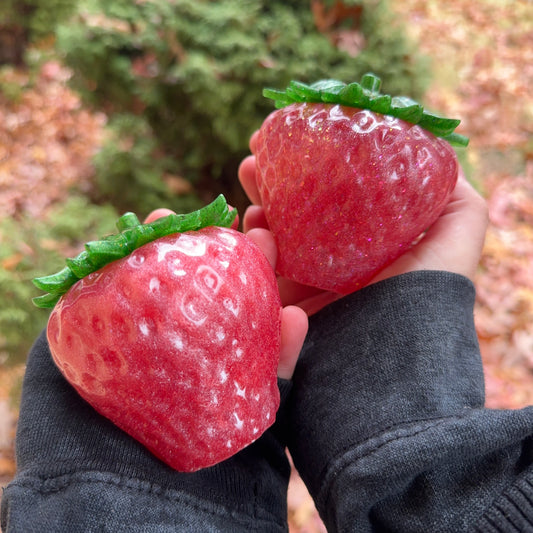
[32,194,238,309]
[263,72,469,147]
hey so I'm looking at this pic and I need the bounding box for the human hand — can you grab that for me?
[143,207,308,380]
[239,130,488,313]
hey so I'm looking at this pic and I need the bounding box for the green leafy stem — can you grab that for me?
[263,73,469,147]
[32,194,237,309]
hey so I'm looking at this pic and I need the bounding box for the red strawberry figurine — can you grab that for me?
[33,196,282,472]
[256,73,469,294]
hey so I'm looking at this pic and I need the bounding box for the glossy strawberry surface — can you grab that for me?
[46,226,282,472]
[256,102,459,294]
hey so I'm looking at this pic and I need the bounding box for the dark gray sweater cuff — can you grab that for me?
[289,271,483,475]
[288,271,533,531]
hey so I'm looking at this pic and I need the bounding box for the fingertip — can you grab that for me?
[228,205,240,230]
[250,130,259,154]
[243,205,268,233]
[238,155,262,206]
[143,208,175,224]
[245,227,277,270]
[278,305,308,379]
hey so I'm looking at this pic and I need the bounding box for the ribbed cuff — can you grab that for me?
[476,472,533,532]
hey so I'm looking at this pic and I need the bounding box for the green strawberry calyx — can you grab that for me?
[32,194,237,309]
[263,72,469,147]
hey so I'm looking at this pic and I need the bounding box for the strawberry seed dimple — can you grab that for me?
[149,277,160,293]
[223,297,239,317]
[195,265,221,299]
[91,315,105,334]
[233,412,244,430]
[180,290,207,325]
[127,252,145,268]
[81,372,106,396]
[234,382,246,398]
[169,333,184,350]
[157,238,206,261]
[139,320,150,336]
[217,230,238,249]
[61,360,79,385]
[211,392,219,405]
[417,146,432,168]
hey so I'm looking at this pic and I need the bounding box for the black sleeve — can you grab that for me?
[1,330,292,532]
[288,271,533,532]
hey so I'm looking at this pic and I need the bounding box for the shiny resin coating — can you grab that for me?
[256,103,458,294]
[47,226,282,472]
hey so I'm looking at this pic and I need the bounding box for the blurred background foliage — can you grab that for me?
[55,0,429,215]
[0,198,118,363]
[0,0,429,364]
